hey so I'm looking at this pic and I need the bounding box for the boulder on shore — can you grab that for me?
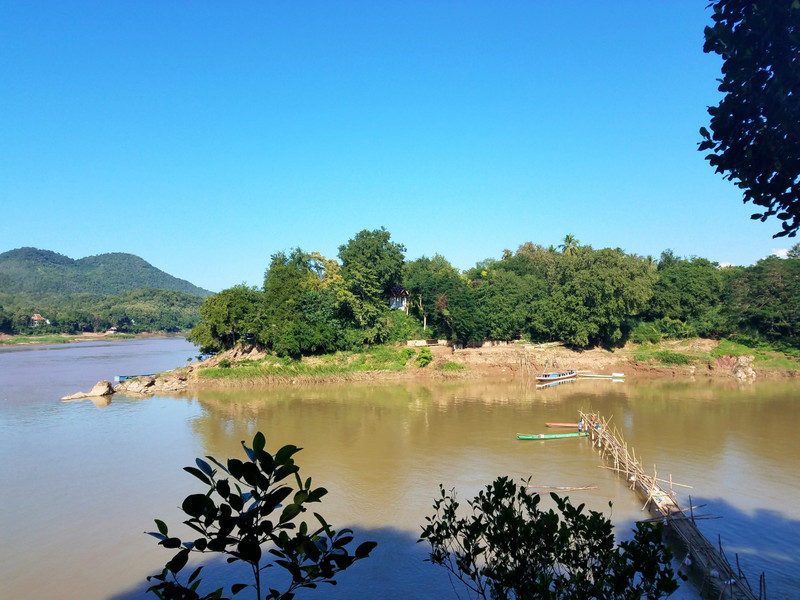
[60,380,115,402]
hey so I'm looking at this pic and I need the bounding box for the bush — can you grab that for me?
[652,350,691,365]
[217,359,231,369]
[420,476,677,600]
[145,432,376,600]
[415,347,433,368]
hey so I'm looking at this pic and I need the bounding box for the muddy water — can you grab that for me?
[1,340,798,599]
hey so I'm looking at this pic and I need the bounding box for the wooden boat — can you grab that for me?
[535,369,576,383]
[545,422,579,428]
[578,372,625,379]
[517,432,589,440]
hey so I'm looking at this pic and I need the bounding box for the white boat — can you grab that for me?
[578,372,625,379]
[535,369,577,383]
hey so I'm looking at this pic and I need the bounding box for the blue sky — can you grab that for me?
[1,1,791,293]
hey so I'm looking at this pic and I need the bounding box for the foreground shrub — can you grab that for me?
[145,432,375,599]
[420,476,676,600]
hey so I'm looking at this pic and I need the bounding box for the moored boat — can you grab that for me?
[545,422,579,428]
[517,431,589,440]
[535,369,576,383]
[578,372,625,379]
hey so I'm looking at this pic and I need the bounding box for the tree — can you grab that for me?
[558,234,580,256]
[420,476,677,600]
[541,249,656,347]
[146,432,376,600]
[788,242,800,259]
[402,254,460,332]
[338,228,405,331]
[187,285,265,353]
[699,1,800,238]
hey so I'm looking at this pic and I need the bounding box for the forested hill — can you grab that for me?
[0,247,211,297]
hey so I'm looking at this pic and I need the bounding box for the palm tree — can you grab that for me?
[558,234,580,256]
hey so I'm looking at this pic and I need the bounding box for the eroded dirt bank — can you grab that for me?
[110,339,797,398]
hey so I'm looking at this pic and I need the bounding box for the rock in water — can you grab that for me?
[61,380,115,401]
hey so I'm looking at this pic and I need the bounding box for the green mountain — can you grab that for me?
[0,247,212,297]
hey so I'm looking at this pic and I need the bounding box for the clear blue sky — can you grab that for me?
[1,1,791,293]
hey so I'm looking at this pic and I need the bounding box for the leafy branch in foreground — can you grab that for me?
[420,476,677,600]
[145,432,376,600]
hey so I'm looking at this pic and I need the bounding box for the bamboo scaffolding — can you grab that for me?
[578,410,760,600]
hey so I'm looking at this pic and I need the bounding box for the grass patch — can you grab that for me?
[633,348,694,366]
[199,345,419,381]
[711,338,800,369]
[438,361,466,371]
[0,334,76,345]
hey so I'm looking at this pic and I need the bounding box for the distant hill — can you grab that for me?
[0,247,212,297]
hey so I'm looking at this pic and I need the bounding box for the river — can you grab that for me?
[0,338,797,599]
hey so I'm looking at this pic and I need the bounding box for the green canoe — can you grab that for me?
[516,431,589,440]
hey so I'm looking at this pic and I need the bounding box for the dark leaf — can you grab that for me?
[182,494,210,518]
[187,566,203,584]
[355,541,377,559]
[232,583,249,595]
[196,457,214,478]
[184,466,211,485]
[166,548,189,574]
[252,432,266,454]
[155,519,168,536]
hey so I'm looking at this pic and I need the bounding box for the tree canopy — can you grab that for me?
[700,0,800,238]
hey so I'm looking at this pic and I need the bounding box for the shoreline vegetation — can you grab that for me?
[99,335,800,399]
[0,331,179,345]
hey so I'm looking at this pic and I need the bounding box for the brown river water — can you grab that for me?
[0,338,798,599]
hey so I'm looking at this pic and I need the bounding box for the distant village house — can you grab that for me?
[31,313,50,326]
[389,285,409,313]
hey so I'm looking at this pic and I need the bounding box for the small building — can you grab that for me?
[389,285,409,312]
[31,314,50,327]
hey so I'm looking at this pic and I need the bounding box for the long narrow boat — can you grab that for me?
[545,422,579,428]
[578,372,625,379]
[535,369,576,383]
[517,432,589,440]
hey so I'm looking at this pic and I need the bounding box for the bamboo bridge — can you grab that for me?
[579,411,766,600]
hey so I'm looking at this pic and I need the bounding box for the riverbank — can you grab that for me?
[109,337,800,397]
[0,331,185,345]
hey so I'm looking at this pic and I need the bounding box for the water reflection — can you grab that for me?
[2,339,798,599]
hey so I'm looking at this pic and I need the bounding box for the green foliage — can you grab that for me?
[382,309,427,343]
[401,347,417,363]
[217,359,231,369]
[633,350,693,366]
[651,351,692,366]
[700,1,800,237]
[338,227,405,329]
[420,476,677,600]
[0,247,211,296]
[199,346,421,381]
[180,231,800,358]
[0,287,203,336]
[724,256,800,347]
[145,432,375,600]
[437,361,466,371]
[415,347,433,368]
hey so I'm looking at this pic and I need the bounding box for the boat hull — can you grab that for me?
[517,432,589,440]
[534,370,576,383]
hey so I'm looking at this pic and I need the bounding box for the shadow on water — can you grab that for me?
[682,497,800,598]
[109,526,459,600]
[107,499,800,600]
